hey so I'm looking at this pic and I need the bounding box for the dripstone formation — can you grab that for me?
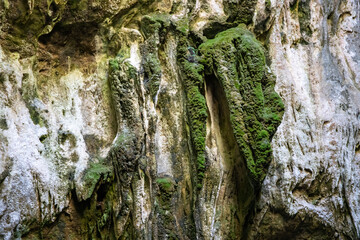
[0,0,359,239]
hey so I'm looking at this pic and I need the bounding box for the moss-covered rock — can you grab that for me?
[290,0,312,43]
[4,0,67,39]
[223,0,258,24]
[140,14,171,101]
[108,57,139,124]
[155,177,177,239]
[21,73,46,127]
[200,25,284,184]
[177,35,208,189]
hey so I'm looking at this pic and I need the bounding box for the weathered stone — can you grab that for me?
[0,0,359,239]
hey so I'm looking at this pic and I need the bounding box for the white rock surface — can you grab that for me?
[0,45,115,238]
[250,0,360,238]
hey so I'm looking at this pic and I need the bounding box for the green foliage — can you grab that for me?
[84,162,111,183]
[200,25,284,184]
[156,177,174,192]
[83,162,112,199]
[265,0,271,11]
[109,59,119,71]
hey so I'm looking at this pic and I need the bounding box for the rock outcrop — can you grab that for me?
[0,0,358,239]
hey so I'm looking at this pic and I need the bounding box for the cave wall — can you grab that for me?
[0,0,359,239]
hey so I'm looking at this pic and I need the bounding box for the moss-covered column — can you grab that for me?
[177,35,208,189]
[140,14,170,100]
[107,58,145,239]
[199,25,284,185]
[154,177,177,239]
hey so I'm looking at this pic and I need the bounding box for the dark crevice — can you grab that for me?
[36,21,99,74]
[38,21,99,56]
[203,22,237,39]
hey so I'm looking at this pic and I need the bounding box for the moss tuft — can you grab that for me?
[265,0,271,10]
[83,162,112,200]
[156,177,175,192]
[109,59,119,71]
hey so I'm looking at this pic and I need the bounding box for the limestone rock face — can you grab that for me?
[0,0,358,239]
[249,0,360,239]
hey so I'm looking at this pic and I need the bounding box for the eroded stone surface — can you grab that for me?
[249,0,360,239]
[0,0,359,239]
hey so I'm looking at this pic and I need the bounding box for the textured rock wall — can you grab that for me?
[0,0,359,239]
[249,0,360,239]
